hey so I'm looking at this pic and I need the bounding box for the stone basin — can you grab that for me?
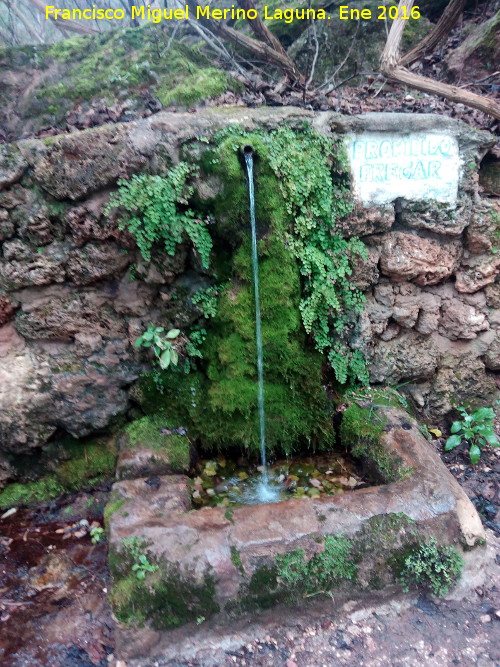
[107,406,486,660]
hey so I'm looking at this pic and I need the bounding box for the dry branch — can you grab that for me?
[237,0,289,58]
[5,0,43,43]
[400,0,467,66]
[380,0,500,120]
[24,0,98,35]
[185,0,304,83]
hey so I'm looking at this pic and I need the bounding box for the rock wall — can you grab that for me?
[0,108,498,457]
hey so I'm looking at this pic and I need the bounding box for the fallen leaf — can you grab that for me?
[429,428,442,438]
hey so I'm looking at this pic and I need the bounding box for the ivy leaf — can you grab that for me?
[167,329,181,339]
[159,349,171,369]
[444,434,462,451]
[469,444,481,465]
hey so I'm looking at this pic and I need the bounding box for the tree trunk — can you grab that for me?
[185,0,304,83]
[380,0,500,120]
[128,0,139,26]
[6,0,43,43]
[237,0,289,57]
[400,0,467,66]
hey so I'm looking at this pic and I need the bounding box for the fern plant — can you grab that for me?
[105,164,212,268]
[215,125,368,385]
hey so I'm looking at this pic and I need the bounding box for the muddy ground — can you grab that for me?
[0,440,499,667]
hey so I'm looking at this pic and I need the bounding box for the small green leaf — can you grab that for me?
[159,349,171,369]
[143,331,154,341]
[167,329,181,339]
[484,432,500,446]
[450,421,462,434]
[469,444,481,465]
[445,434,462,450]
[134,337,143,348]
[171,349,179,366]
[471,407,494,421]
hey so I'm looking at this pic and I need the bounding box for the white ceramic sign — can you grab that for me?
[346,132,460,207]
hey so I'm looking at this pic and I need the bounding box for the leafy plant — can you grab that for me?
[191,285,225,319]
[135,326,181,370]
[105,164,212,268]
[213,125,368,385]
[132,553,159,581]
[90,525,105,544]
[397,538,463,597]
[445,405,499,464]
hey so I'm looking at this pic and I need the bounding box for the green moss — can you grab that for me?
[392,537,464,597]
[124,414,190,471]
[186,236,334,457]
[103,497,127,529]
[0,437,117,509]
[21,25,238,125]
[340,404,413,483]
[0,476,63,509]
[53,438,117,490]
[229,564,282,614]
[276,535,357,595]
[230,547,245,575]
[109,540,219,629]
[157,68,238,107]
[233,534,357,615]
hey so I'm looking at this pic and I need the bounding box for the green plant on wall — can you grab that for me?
[206,125,369,385]
[135,326,182,370]
[191,285,226,319]
[396,538,464,597]
[105,163,212,268]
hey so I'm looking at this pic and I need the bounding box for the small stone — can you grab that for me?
[480,614,491,623]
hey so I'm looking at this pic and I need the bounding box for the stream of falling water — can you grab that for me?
[244,147,281,503]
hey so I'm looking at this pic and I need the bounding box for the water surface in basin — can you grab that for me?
[190,452,367,508]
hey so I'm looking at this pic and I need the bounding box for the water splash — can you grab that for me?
[243,146,274,500]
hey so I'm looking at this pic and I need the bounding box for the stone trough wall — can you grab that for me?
[0,108,498,464]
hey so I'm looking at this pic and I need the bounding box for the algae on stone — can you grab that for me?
[123,414,190,471]
[109,538,219,629]
[0,436,117,509]
[340,403,413,483]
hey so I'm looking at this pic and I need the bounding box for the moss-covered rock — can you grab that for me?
[0,24,241,141]
[340,402,413,483]
[0,436,117,509]
[116,414,191,479]
[109,537,219,629]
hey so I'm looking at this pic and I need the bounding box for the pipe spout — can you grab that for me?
[243,145,254,157]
